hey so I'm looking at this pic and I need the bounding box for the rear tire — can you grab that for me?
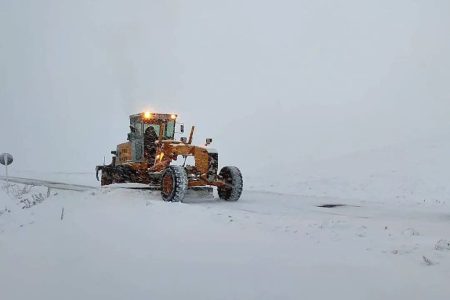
[218,166,243,201]
[161,166,188,202]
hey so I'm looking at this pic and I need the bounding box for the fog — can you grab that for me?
[1,0,450,176]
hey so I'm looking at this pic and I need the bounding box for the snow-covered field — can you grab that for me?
[1,138,450,300]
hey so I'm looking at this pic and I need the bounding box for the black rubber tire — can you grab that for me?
[218,166,243,201]
[161,166,188,202]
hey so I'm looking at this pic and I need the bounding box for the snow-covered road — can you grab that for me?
[1,183,449,300]
[0,176,96,192]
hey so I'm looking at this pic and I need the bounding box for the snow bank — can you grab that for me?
[0,186,13,214]
[0,183,50,233]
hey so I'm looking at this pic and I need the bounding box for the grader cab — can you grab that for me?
[96,112,243,202]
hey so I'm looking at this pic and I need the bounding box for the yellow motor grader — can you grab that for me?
[96,112,243,202]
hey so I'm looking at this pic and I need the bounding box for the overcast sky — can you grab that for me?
[1,0,449,175]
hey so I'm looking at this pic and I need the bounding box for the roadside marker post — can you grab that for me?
[0,153,14,192]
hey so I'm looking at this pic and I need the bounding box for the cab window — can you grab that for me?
[143,121,175,139]
[165,121,175,139]
[144,124,160,137]
[133,121,143,136]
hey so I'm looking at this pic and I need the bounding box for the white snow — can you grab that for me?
[1,137,450,299]
[0,188,449,299]
[247,135,450,205]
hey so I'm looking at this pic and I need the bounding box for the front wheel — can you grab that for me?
[218,166,243,201]
[161,166,188,202]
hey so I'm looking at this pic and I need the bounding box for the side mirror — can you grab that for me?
[180,124,185,133]
[205,138,213,146]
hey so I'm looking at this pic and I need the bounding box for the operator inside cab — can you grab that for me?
[128,113,177,163]
[144,126,158,164]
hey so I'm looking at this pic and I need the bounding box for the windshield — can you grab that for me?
[144,124,160,137]
[143,120,175,139]
[165,120,175,139]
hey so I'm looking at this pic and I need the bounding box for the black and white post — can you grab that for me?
[0,153,14,191]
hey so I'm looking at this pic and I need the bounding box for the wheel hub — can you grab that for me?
[162,173,174,197]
